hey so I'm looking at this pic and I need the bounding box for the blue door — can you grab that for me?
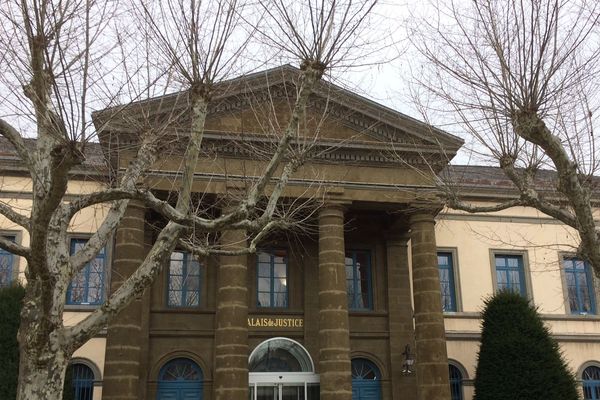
[351,358,381,400]
[157,358,203,400]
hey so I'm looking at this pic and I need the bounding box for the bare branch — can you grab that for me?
[0,235,29,258]
[0,201,31,230]
[0,120,32,167]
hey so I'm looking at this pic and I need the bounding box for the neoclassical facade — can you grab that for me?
[1,66,600,400]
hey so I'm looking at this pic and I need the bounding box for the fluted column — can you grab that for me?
[103,201,146,399]
[318,204,352,400]
[386,231,418,400]
[410,211,450,400]
[213,226,248,400]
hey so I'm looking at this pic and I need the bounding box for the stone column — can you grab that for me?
[410,211,451,400]
[213,226,248,400]
[386,231,418,400]
[103,201,146,399]
[318,204,352,400]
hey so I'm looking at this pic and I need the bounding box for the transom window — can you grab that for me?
[67,239,106,305]
[351,358,380,380]
[0,235,15,287]
[583,365,600,400]
[494,254,527,296]
[351,358,381,400]
[257,250,288,308]
[346,250,372,311]
[157,358,203,400]
[167,251,202,307]
[249,337,314,373]
[248,338,319,400]
[438,252,457,312]
[563,258,596,315]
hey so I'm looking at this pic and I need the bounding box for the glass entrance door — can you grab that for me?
[248,338,320,400]
[250,384,315,400]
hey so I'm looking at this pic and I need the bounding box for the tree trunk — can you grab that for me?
[16,285,70,400]
[16,336,69,400]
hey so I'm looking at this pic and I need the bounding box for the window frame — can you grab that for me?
[256,249,289,309]
[579,362,600,400]
[560,253,598,315]
[489,250,533,299]
[437,248,462,313]
[0,230,21,287]
[165,251,204,309]
[448,360,468,400]
[345,249,373,311]
[66,236,109,307]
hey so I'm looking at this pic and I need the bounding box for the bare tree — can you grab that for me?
[409,0,600,273]
[0,0,379,399]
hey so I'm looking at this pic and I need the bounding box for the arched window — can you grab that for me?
[449,364,464,400]
[249,337,314,373]
[248,338,319,400]
[157,358,203,400]
[69,363,95,400]
[351,358,381,400]
[583,365,600,400]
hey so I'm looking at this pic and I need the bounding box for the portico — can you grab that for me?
[98,65,463,400]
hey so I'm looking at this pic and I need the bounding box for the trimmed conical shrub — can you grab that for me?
[0,284,25,400]
[474,290,578,400]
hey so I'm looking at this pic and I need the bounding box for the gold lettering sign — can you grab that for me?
[247,317,304,328]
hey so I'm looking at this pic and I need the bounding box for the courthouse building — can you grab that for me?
[1,66,600,400]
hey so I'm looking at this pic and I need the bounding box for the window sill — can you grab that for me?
[64,304,101,311]
[442,311,600,322]
[250,308,303,315]
[152,307,213,314]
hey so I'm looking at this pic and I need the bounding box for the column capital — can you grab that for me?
[407,202,443,224]
[385,231,411,244]
[384,216,410,243]
[319,200,351,215]
[126,199,146,211]
[217,191,246,211]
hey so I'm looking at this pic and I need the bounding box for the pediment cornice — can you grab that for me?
[95,65,462,172]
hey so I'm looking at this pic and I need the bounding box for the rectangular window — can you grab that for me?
[345,250,372,310]
[438,252,457,312]
[67,238,106,305]
[257,250,288,308]
[494,254,526,296]
[563,257,596,315]
[0,236,16,287]
[167,251,202,307]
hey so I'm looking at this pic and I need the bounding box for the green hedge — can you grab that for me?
[474,290,578,400]
[0,284,25,400]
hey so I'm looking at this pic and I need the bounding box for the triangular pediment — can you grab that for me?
[95,65,463,167]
